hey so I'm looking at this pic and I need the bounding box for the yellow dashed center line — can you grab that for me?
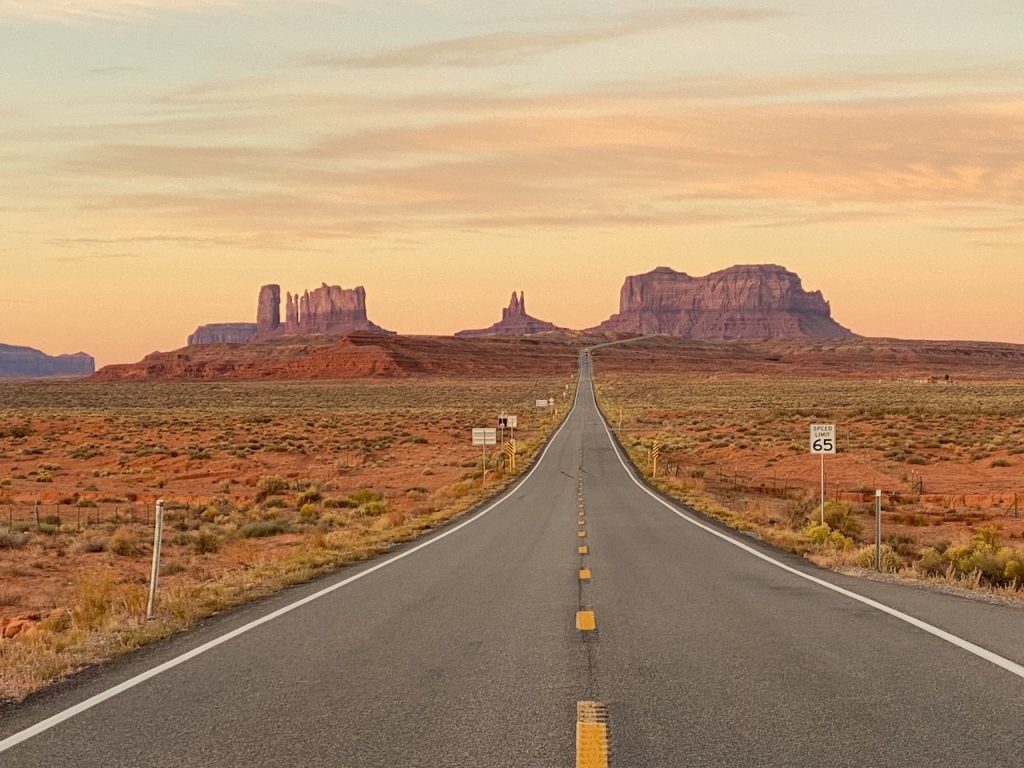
[576,701,610,768]
[576,610,596,631]
[579,568,591,581]
[578,545,588,555]
[578,530,587,538]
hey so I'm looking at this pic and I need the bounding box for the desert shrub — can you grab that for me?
[296,486,322,506]
[255,475,288,502]
[805,523,831,545]
[193,529,221,554]
[990,458,1011,468]
[0,531,29,549]
[323,496,356,509]
[108,527,143,557]
[355,500,389,518]
[916,547,945,576]
[75,536,108,553]
[822,502,863,539]
[348,488,381,506]
[240,520,287,538]
[299,503,319,519]
[854,544,903,573]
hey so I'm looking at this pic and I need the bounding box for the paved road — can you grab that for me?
[2,352,1022,766]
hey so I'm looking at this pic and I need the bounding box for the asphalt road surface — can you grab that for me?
[2,352,1022,767]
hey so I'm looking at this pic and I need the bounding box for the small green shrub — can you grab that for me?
[108,527,143,557]
[193,529,221,553]
[240,520,288,538]
[0,532,29,549]
[255,475,288,502]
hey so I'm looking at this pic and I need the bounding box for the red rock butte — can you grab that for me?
[589,264,853,339]
[455,291,565,338]
[188,282,390,345]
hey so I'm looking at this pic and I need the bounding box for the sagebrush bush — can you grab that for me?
[107,527,143,557]
[255,475,288,502]
[240,520,287,538]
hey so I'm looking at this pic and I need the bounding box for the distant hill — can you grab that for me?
[93,333,579,381]
[0,343,95,378]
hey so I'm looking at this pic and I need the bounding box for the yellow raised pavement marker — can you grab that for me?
[578,518,586,525]
[579,568,591,581]
[576,610,597,631]
[578,545,588,555]
[576,700,610,768]
[578,530,587,538]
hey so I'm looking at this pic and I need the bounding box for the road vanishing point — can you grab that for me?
[2,352,1023,767]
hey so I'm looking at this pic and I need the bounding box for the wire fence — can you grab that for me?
[2,502,201,532]
[658,462,1023,518]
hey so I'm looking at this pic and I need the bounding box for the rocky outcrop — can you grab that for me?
[0,344,95,378]
[187,323,258,346]
[188,282,391,346]
[456,291,565,338]
[256,284,281,333]
[275,283,389,337]
[590,265,853,339]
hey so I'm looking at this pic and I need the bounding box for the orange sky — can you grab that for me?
[2,2,1022,366]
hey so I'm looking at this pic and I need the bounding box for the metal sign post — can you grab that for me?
[146,499,165,620]
[810,424,837,525]
[472,428,497,484]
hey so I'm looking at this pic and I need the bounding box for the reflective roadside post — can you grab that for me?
[147,499,165,620]
[875,490,882,572]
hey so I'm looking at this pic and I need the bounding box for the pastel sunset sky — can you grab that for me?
[2,1,1022,367]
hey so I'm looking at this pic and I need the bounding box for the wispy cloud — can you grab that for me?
[0,0,241,23]
[303,6,786,69]
[58,86,1023,248]
[47,252,142,262]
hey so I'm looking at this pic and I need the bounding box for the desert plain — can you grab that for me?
[3,335,1024,703]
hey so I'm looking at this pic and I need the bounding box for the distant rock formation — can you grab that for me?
[275,283,388,337]
[456,291,564,338]
[189,282,390,345]
[256,284,281,334]
[589,265,853,339]
[0,343,95,378]
[187,323,258,346]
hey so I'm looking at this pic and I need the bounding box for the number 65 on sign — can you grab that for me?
[810,424,836,454]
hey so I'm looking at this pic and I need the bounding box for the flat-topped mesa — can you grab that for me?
[456,291,565,338]
[188,323,258,345]
[590,264,854,339]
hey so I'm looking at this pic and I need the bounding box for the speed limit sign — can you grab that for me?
[810,424,836,454]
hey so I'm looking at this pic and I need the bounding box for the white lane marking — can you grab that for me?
[0,378,585,754]
[587,376,1024,682]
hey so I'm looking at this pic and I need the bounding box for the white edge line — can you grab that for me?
[589,373,1024,682]
[0,379,584,754]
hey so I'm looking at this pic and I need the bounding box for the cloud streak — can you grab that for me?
[0,0,242,23]
[303,6,786,69]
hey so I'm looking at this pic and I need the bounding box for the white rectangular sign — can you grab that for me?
[536,399,549,408]
[507,415,517,428]
[472,428,497,446]
[810,424,836,455]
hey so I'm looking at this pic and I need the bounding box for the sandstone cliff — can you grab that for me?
[275,283,389,337]
[187,323,258,346]
[455,291,565,338]
[590,265,853,339]
[0,344,95,378]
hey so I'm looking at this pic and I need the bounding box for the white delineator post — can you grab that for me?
[147,499,165,620]
[875,489,882,572]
